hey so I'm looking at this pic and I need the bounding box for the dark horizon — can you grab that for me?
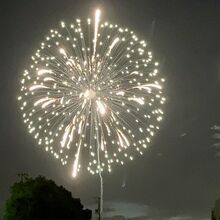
[1,0,220,219]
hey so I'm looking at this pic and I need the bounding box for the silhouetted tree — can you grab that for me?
[3,175,92,220]
[212,209,216,220]
[212,198,220,220]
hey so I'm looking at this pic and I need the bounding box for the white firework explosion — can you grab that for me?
[18,9,166,178]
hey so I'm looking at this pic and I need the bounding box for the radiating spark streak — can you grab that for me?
[105,123,111,134]
[96,100,106,115]
[34,97,49,106]
[78,119,83,134]
[43,77,55,82]
[67,58,75,67]
[81,99,87,109]
[41,99,56,108]
[117,130,126,148]
[29,85,48,91]
[93,9,101,59]
[101,137,105,151]
[134,83,162,90]
[37,69,53,76]
[107,37,120,55]
[60,97,64,105]
[72,142,81,178]
[116,91,125,96]
[128,97,145,105]
[59,48,67,57]
[111,112,117,122]
[67,125,75,149]
[130,71,139,75]
[117,129,129,148]
[66,61,72,66]
[61,124,71,148]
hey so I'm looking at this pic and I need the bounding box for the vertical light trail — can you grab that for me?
[97,141,103,214]
[72,141,82,178]
[93,9,101,59]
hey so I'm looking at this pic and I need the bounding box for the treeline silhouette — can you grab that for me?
[3,174,92,220]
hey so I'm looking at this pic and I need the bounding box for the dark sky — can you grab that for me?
[1,0,220,219]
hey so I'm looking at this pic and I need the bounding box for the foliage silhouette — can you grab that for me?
[212,198,220,220]
[3,175,92,220]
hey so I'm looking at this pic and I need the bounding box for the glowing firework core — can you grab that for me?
[84,89,96,99]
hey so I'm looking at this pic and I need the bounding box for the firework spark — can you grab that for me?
[18,9,166,178]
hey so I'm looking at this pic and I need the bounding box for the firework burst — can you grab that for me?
[18,9,166,178]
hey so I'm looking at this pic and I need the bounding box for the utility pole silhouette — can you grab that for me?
[95,197,101,220]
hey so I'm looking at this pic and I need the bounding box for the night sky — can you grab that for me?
[1,0,220,219]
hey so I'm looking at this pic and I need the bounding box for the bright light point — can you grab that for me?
[116,91,125,96]
[95,9,101,20]
[61,21,65,28]
[59,48,67,56]
[84,89,96,99]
